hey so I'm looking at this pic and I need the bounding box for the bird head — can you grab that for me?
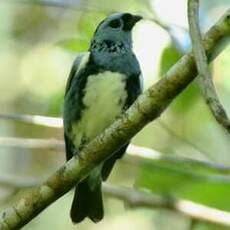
[90,13,142,53]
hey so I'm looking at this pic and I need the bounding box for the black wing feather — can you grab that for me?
[65,53,87,96]
[64,53,89,160]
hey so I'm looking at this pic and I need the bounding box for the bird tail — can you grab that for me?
[70,179,104,223]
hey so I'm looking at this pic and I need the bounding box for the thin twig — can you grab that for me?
[0,137,230,175]
[0,113,214,158]
[0,137,64,150]
[14,0,77,9]
[0,113,62,128]
[141,0,173,32]
[188,0,230,133]
[158,120,211,158]
[9,0,187,52]
[0,175,44,189]
[103,183,230,228]
[141,0,188,53]
[0,175,229,228]
[127,144,230,175]
[7,0,111,14]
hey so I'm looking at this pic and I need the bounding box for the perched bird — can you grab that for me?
[63,12,143,223]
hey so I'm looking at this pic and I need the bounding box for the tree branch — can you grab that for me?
[1,175,230,228]
[0,113,213,157]
[0,114,62,128]
[157,120,211,158]
[126,144,230,176]
[0,9,229,230]
[188,0,230,133]
[0,175,44,189]
[2,136,230,176]
[14,0,78,9]
[103,184,230,228]
[0,137,64,150]
[8,0,110,14]
[0,111,222,160]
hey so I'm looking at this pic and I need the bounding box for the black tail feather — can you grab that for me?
[70,179,104,223]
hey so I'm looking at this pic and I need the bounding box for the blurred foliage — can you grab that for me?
[57,37,89,52]
[137,162,230,209]
[159,44,182,76]
[0,1,230,230]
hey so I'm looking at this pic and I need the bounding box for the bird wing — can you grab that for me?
[64,52,90,160]
[65,52,90,95]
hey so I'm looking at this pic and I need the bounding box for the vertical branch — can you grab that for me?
[188,0,230,133]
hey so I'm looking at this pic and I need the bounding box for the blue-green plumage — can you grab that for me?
[63,13,143,223]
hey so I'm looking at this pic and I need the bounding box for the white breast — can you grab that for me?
[72,71,127,147]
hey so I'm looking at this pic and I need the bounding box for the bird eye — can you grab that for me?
[108,19,122,29]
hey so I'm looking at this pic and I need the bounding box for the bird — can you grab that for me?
[63,12,143,224]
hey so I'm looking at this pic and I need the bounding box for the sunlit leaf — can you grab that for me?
[136,160,230,211]
[159,43,182,76]
[56,37,89,52]
[159,43,200,113]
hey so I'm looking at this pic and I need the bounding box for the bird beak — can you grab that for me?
[123,14,142,31]
[132,15,143,23]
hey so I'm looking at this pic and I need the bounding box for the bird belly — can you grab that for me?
[72,71,127,147]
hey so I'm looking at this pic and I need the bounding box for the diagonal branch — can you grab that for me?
[0,9,229,230]
[1,176,230,228]
[157,120,211,158]
[188,0,230,133]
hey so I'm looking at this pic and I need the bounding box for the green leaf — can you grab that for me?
[159,44,182,76]
[136,159,230,211]
[159,43,200,113]
[195,222,228,230]
[56,37,89,53]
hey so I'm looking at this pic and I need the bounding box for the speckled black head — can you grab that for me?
[90,13,142,53]
[95,13,142,33]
